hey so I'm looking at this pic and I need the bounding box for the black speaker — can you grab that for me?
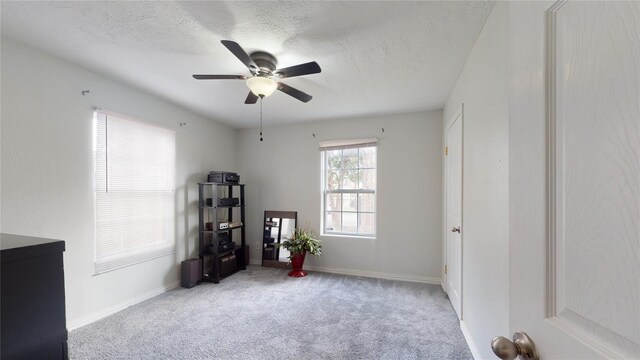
[181,258,202,288]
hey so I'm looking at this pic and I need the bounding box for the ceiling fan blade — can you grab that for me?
[274,61,321,79]
[245,91,259,104]
[277,82,313,103]
[221,40,258,74]
[193,74,247,80]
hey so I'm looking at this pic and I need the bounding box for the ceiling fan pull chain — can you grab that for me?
[260,97,264,141]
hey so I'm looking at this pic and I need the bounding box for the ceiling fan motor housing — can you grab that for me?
[250,51,277,75]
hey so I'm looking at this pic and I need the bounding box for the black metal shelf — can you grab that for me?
[199,204,245,209]
[199,225,244,233]
[218,225,244,233]
[201,248,235,258]
[200,252,232,258]
[198,182,245,186]
[197,181,246,284]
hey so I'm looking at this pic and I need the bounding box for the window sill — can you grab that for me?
[320,233,376,240]
[93,245,175,275]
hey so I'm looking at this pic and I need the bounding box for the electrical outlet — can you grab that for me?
[255,242,260,250]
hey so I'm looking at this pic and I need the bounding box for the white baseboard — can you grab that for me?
[303,265,441,284]
[460,320,481,360]
[248,257,439,284]
[67,280,180,331]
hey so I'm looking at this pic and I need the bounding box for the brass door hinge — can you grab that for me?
[445,265,448,274]
[445,146,448,156]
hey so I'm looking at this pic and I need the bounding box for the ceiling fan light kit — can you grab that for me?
[246,77,277,98]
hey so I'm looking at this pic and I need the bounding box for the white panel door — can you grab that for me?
[446,108,463,320]
[508,1,639,359]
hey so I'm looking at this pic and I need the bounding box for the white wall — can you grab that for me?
[237,111,443,282]
[0,38,238,328]
[442,3,509,359]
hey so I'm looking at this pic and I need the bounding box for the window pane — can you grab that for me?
[358,193,375,212]
[343,193,357,211]
[342,169,358,189]
[326,193,341,212]
[326,168,342,190]
[359,147,376,168]
[342,212,357,233]
[325,211,342,232]
[326,150,342,169]
[342,148,358,169]
[358,213,375,234]
[359,169,376,190]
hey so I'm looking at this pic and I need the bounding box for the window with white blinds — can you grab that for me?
[320,138,377,237]
[93,111,176,274]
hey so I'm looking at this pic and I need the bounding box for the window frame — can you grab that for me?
[320,139,377,238]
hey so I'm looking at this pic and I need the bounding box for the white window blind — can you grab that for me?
[320,138,377,237]
[93,111,176,274]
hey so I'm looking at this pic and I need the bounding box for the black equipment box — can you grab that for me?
[205,241,235,254]
[219,241,236,252]
[208,171,239,183]
[218,253,237,276]
[218,198,239,206]
[206,198,239,206]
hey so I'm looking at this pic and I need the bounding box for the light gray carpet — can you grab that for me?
[69,266,472,359]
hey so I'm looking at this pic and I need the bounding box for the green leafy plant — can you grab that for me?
[279,225,322,259]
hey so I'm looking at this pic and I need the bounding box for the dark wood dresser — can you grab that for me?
[1,233,68,359]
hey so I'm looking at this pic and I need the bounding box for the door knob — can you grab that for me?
[491,331,539,360]
[451,226,461,233]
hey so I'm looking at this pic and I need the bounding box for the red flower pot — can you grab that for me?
[288,252,308,277]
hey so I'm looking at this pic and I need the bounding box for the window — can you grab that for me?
[93,111,176,274]
[321,139,377,237]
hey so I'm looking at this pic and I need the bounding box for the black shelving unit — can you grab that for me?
[198,182,247,283]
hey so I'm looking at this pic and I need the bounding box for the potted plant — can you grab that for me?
[279,225,322,277]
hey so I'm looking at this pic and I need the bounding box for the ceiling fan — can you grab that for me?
[193,40,321,104]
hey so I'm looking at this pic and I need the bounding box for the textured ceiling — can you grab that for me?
[1,1,493,128]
